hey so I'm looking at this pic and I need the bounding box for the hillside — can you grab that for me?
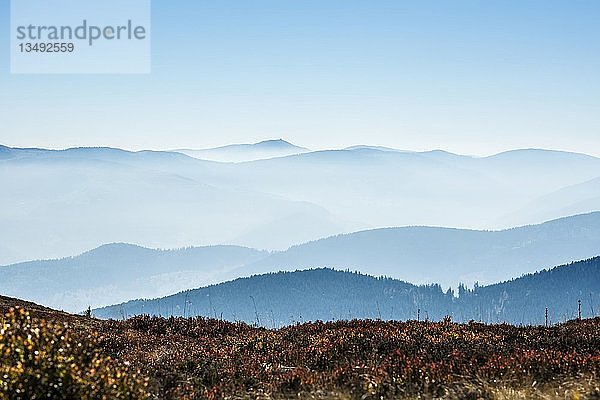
[94,269,453,324]
[0,244,267,312]
[237,212,600,288]
[458,257,600,324]
[94,256,600,326]
[4,213,600,313]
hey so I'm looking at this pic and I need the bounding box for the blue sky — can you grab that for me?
[0,0,599,155]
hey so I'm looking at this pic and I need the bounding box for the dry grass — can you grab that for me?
[1,297,599,399]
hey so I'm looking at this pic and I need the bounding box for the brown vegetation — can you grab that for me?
[1,297,599,399]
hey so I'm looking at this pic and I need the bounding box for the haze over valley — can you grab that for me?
[1,139,599,320]
[1,206,599,313]
[1,140,600,266]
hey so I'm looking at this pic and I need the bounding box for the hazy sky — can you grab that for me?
[1,1,599,155]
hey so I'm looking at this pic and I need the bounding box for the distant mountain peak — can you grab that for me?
[228,138,308,152]
[255,139,301,149]
[193,139,307,152]
[91,242,146,251]
[79,243,151,258]
[344,145,401,152]
[175,139,310,162]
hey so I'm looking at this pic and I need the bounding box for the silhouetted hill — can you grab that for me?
[0,244,267,312]
[94,257,600,326]
[4,213,600,313]
[94,269,453,325]
[238,212,600,288]
[458,257,600,324]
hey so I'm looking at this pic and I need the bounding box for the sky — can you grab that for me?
[0,0,599,156]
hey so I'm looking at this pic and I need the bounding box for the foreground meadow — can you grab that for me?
[1,297,599,399]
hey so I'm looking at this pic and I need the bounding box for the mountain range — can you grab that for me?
[233,212,600,288]
[1,140,600,265]
[93,257,600,327]
[0,244,264,312]
[2,212,600,312]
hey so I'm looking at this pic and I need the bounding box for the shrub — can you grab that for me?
[0,308,149,400]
